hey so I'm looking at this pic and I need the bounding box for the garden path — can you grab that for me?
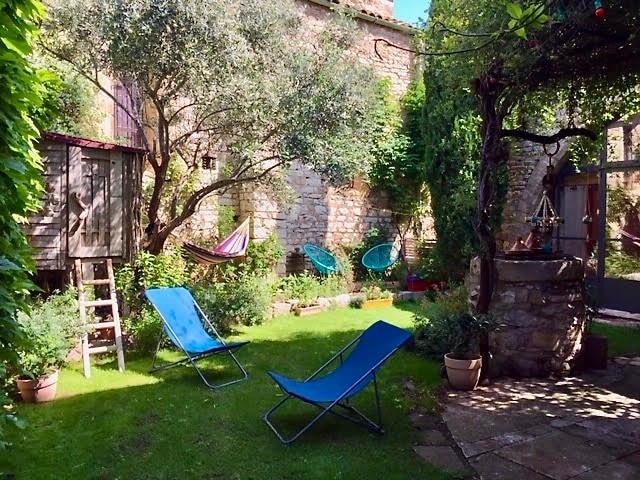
[412,355,640,479]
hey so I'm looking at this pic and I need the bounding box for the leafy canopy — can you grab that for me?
[42,0,383,252]
[0,0,46,448]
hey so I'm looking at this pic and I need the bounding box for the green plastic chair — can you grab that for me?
[361,243,401,273]
[303,243,342,275]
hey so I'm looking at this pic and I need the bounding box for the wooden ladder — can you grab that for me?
[74,258,125,378]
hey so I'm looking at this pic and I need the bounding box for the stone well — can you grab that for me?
[468,255,586,377]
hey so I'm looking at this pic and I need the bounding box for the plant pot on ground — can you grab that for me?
[14,289,85,403]
[441,313,499,391]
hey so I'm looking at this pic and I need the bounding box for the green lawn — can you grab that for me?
[2,304,456,480]
[591,321,640,357]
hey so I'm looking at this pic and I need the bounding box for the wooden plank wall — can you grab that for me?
[25,137,144,271]
[122,151,143,263]
[23,140,67,270]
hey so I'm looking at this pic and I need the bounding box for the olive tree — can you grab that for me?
[41,0,381,253]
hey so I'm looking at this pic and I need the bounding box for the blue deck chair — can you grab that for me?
[263,320,412,445]
[145,287,249,390]
[303,243,343,275]
[361,243,401,273]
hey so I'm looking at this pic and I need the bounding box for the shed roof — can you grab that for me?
[41,131,147,155]
[305,0,420,34]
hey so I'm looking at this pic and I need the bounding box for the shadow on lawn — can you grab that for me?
[1,328,446,480]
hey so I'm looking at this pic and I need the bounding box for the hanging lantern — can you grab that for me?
[594,0,606,17]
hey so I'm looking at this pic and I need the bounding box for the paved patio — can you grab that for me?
[411,355,640,479]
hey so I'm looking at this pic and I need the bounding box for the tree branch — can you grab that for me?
[500,127,597,144]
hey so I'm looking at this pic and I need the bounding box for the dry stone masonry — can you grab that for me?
[468,255,586,378]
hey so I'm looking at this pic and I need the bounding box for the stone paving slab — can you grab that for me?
[496,430,619,480]
[437,355,640,480]
[572,460,640,480]
[470,453,549,480]
[413,446,472,475]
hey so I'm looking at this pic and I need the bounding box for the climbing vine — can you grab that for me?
[0,0,46,448]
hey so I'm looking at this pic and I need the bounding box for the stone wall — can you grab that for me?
[468,255,586,378]
[498,141,569,252]
[298,0,417,98]
[209,0,426,272]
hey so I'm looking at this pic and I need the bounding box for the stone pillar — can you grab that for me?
[468,255,586,378]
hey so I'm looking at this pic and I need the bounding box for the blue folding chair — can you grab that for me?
[263,320,412,445]
[145,287,249,390]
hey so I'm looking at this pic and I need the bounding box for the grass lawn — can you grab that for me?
[591,321,640,357]
[2,304,457,480]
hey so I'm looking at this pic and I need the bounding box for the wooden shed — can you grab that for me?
[24,132,145,288]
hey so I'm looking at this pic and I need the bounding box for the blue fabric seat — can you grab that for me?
[263,320,412,445]
[145,287,249,390]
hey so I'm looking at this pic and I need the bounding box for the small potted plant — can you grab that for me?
[278,272,322,316]
[14,289,85,403]
[357,283,394,309]
[443,313,499,390]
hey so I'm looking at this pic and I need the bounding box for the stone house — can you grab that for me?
[181,0,431,273]
[27,0,430,280]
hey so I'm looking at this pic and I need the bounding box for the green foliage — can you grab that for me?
[605,251,640,278]
[360,282,394,300]
[116,250,190,352]
[43,0,384,251]
[216,206,237,240]
[14,289,84,378]
[30,55,104,138]
[367,80,426,220]
[274,271,320,307]
[192,276,273,334]
[0,0,46,450]
[317,273,349,298]
[214,234,285,281]
[413,286,471,358]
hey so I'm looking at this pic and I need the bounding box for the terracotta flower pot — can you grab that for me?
[444,353,482,391]
[17,370,59,403]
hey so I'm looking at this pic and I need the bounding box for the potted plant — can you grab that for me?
[442,313,499,390]
[276,272,322,316]
[14,289,84,403]
[357,283,394,309]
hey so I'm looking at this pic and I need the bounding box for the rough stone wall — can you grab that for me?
[468,256,586,378]
[298,0,417,98]
[212,1,424,272]
[498,141,569,252]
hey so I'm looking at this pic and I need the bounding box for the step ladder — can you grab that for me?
[74,258,125,378]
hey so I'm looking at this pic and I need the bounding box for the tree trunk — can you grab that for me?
[474,81,504,315]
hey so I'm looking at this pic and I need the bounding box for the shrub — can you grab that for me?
[317,274,349,298]
[214,234,285,282]
[14,289,84,378]
[116,249,190,352]
[193,276,273,334]
[412,286,470,359]
[274,272,321,307]
[360,282,394,300]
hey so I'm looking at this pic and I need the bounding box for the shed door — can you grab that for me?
[67,146,123,257]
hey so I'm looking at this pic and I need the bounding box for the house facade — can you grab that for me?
[182,0,430,273]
